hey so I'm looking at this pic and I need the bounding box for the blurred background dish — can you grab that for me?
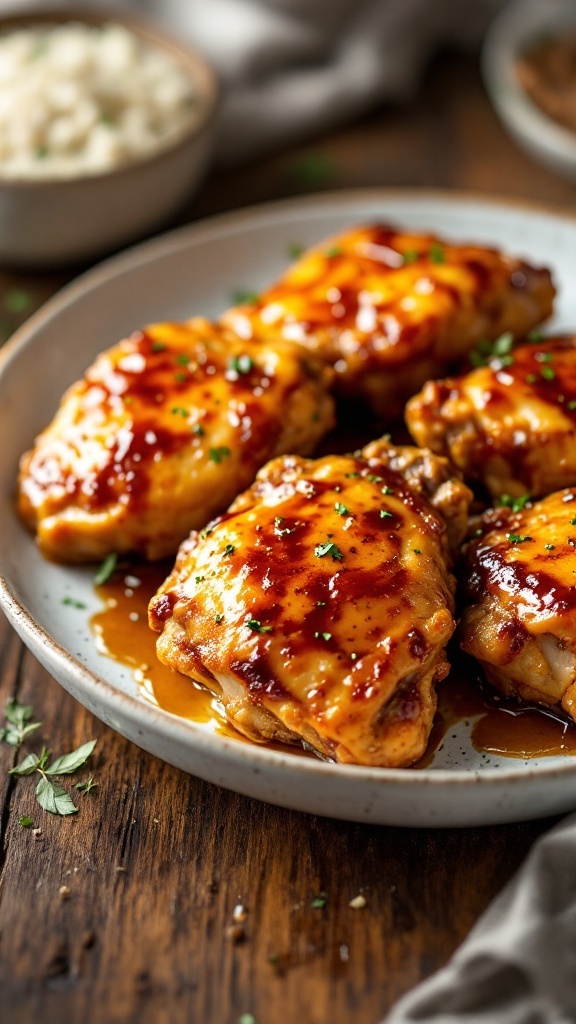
[482,0,576,182]
[0,5,218,267]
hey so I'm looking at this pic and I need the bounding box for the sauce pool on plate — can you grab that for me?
[92,562,576,766]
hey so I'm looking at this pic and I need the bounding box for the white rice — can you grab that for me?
[0,21,200,179]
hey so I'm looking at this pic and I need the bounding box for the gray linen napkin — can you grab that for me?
[384,812,576,1024]
[90,0,504,162]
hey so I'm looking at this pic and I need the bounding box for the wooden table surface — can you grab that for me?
[1,53,575,1024]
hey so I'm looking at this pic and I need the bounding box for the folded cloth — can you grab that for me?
[384,811,576,1024]
[105,0,504,163]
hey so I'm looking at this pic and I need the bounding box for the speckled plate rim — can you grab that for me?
[2,187,576,826]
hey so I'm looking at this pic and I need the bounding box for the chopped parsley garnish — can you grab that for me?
[540,366,556,381]
[498,493,531,513]
[176,353,191,365]
[380,509,393,519]
[19,815,34,828]
[507,533,532,544]
[288,243,304,259]
[367,474,383,483]
[192,423,205,436]
[568,400,576,411]
[228,354,254,375]
[571,518,576,526]
[62,597,87,610]
[74,774,98,795]
[470,331,514,368]
[247,619,273,633]
[94,553,117,586]
[231,289,259,306]
[4,288,34,315]
[525,374,538,384]
[223,544,235,556]
[195,575,205,583]
[215,614,224,624]
[345,472,360,478]
[174,372,188,383]
[171,406,188,417]
[310,892,328,909]
[334,502,349,516]
[429,243,445,264]
[314,631,332,641]
[545,544,555,551]
[401,249,419,265]
[316,600,326,607]
[209,446,231,464]
[315,541,344,561]
[535,351,554,363]
[413,548,422,554]
[151,341,167,352]
[381,486,394,495]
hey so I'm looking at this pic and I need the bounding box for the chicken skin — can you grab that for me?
[149,439,472,767]
[406,335,576,500]
[460,491,576,722]
[18,318,334,562]
[220,224,555,418]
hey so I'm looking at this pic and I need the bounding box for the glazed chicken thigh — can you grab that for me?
[149,439,472,767]
[221,224,555,418]
[406,335,576,500]
[18,318,334,562]
[460,490,576,722]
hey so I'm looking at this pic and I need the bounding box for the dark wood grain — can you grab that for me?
[0,52,574,1024]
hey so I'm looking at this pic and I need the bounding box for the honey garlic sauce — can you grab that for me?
[92,564,576,766]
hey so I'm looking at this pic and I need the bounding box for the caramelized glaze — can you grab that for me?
[406,336,576,499]
[221,223,555,417]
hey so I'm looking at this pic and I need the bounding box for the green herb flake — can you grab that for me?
[215,614,224,624]
[413,548,422,554]
[209,446,231,464]
[94,553,118,586]
[195,575,205,584]
[61,597,87,610]
[380,509,393,519]
[151,341,167,352]
[535,351,554,363]
[315,541,344,561]
[171,406,189,417]
[545,544,555,551]
[429,243,445,264]
[314,631,332,641]
[567,400,576,411]
[228,354,254,375]
[247,619,273,634]
[19,815,34,828]
[367,474,383,483]
[525,374,539,384]
[223,544,235,556]
[507,533,532,544]
[540,366,556,381]
[288,243,305,259]
[4,288,34,315]
[174,372,188,383]
[350,652,358,661]
[498,493,531,513]
[74,774,98,795]
[310,892,328,909]
[176,353,191,365]
[192,423,205,436]
[402,249,419,265]
[316,600,327,607]
[291,152,336,185]
[381,486,394,495]
[231,289,259,306]
[334,502,349,516]
[345,472,360,479]
[571,518,576,526]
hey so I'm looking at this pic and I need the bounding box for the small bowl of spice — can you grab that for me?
[0,5,219,266]
[482,0,576,182]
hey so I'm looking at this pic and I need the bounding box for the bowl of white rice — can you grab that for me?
[0,6,219,266]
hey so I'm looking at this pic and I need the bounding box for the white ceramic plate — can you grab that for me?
[2,189,576,827]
